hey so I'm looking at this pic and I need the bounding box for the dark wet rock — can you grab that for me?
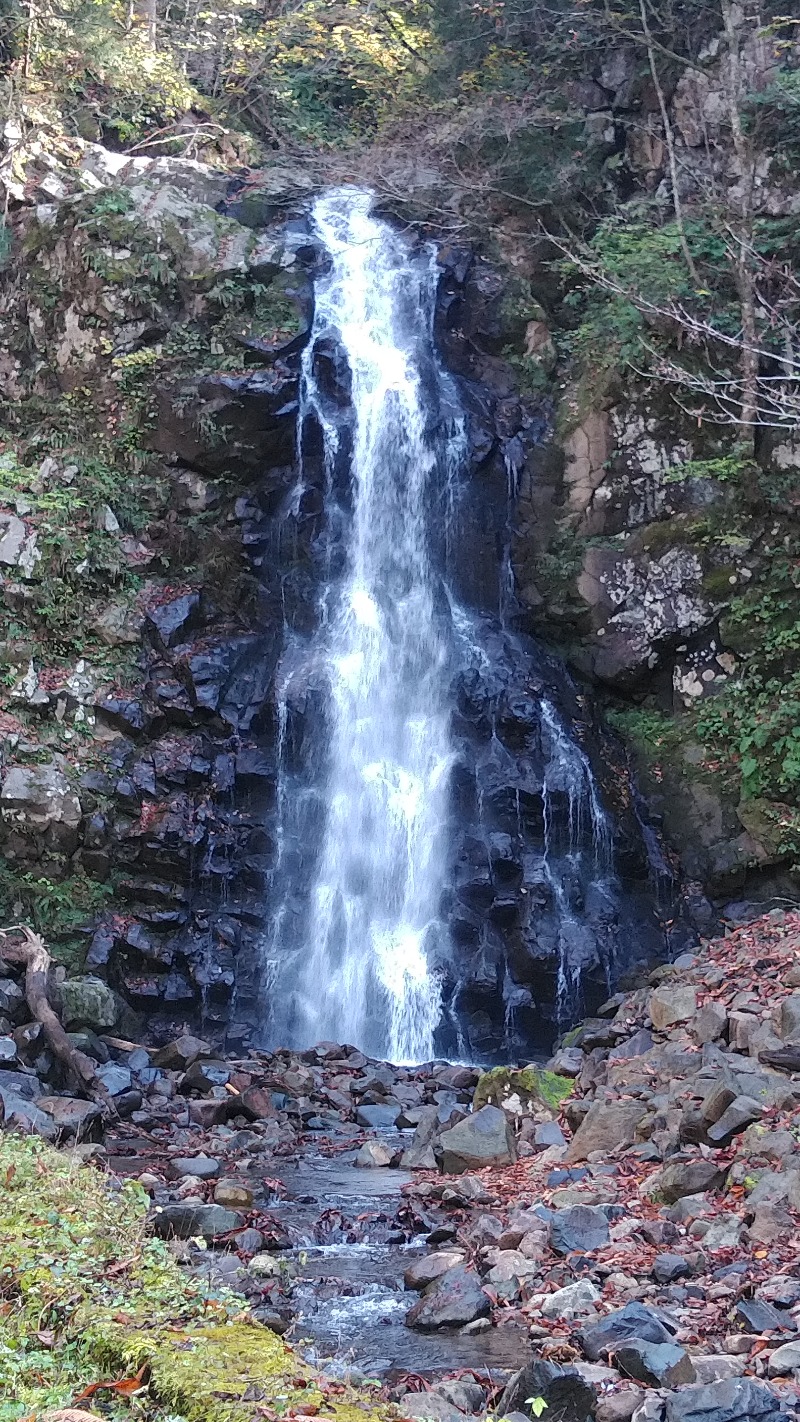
[96,1063,132,1096]
[146,592,202,649]
[0,1068,42,1100]
[401,1105,442,1169]
[734,1299,793,1334]
[615,1339,696,1388]
[497,1359,596,1422]
[653,1253,690,1284]
[405,1264,490,1331]
[663,1379,785,1422]
[179,1059,231,1093]
[151,1201,244,1240]
[436,1104,516,1174]
[549,1205,610,1256]
[580,1302,676,1362]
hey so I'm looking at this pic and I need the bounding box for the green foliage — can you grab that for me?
[0,865,113,957]
[0,1136,386,1420]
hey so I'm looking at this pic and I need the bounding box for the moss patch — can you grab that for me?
[0,1135,385,1422]
[473,1065,573,1113]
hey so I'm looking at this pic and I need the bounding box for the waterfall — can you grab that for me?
[263,189,462,1061]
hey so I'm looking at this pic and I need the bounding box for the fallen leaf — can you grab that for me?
[72,1365,148,1402]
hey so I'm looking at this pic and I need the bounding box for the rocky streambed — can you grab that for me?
[3,910,800,1421]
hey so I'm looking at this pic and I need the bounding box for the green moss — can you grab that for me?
[473,1065,573,1112]
[0,1135,385,1422]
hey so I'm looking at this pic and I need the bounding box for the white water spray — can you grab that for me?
[266,189,461,1061]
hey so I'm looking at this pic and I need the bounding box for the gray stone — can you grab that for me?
[734,1298,791,1334]
[431,1379,486,1414]
[437,1105,516,1174]
[541,1280,602,1319]
[707,1095,763,1144]
[615,1340,696,1388]
[692,1001,728,1044]
[534,1120,566,1148]
[151,1201,243,1240]
[0,1068,42,1099]
[0,764,82,851]
[596,1395,644,1422]
[651,1159,725,1203]
[649,985,697,1030]
[692,1357,747,1383]
[0,1088,56,1138]
[581,1303,676,1362]
[355,1140,394,1167]
[0,1037,18,1065]
[766,1340,800,1375]
[60,976,118,1031]
[37,1096,102,1137]
[663,1379,783,1422]
[96,1063,132,1096]
[405,1264,490,1331]
[169,1154,221,1180]
[404,1251,464,1291]
[699,1213,744,1250]
[152,1034,212,1069]
[400,1104,440,1169]
[566,1100,648,1162]
[780,994,800,1043]
[653,1253,689,1284]
[355,1103,401,1129]
[550,1204,610,1256]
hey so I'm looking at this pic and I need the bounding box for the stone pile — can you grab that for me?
[3,909,800,1422]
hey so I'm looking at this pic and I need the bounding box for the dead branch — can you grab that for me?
[0,926,114,1109]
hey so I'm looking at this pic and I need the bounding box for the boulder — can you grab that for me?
[151,1034,212,1070]
[151,1202,244,1240]
[550,1205,610,1256]
[405,1265,490,1331]
[213,1179,254,1209]
[566,1100,648,1162]
[649,985,697,1030]
[497,1360,596,1422]
[437,1105,517,1174]
[400,1104,440,1169]
[169,1154,221,1180]
[663,1379,784,1422]
[541,1280,602,1320]
[0,1088,56,1139]
[404,1251,464,1292]
[355,1103,401,1128]
[650,1159,725,1203]
[615,1340,696,1388]
[707,1095,763,1145]
[766,1340,800,1376]
[580,1303,676,1362]
[653,1253,690,1284]
[60,977,118,1031]
[355,1140,394,1167]
[37,1097,102,1137]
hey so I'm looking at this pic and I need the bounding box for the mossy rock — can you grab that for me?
[473,1065,573,1115]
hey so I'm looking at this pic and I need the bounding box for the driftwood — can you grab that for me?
[0,925,113,1109]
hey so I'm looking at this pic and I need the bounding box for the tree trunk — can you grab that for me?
[0,927,113,1107]
[721,0,759,439]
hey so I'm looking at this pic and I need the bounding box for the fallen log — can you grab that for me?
[0,925,114,1110]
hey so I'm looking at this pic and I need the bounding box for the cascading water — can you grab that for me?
[264,189,463,1061]
[258,186,670,1064]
